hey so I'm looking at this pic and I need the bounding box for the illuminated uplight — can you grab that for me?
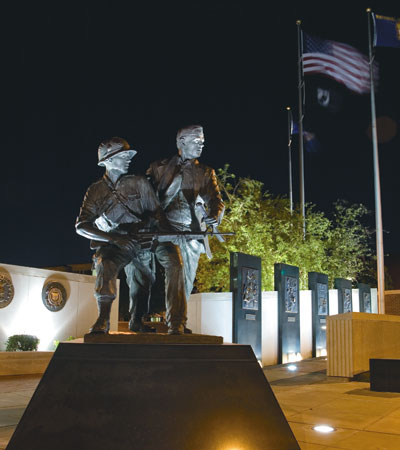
[283,352,303,364]
[313,425,336,433]
[316,347,327,357]
[258,360,263,368]
[287,364,297,371]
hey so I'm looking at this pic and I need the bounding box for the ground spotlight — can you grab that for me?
[312,425,336,433]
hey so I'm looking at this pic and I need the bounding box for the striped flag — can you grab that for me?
[302,33,377,94]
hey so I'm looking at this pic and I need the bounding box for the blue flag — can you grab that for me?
[374,14,400,48]
[291,122,320,153]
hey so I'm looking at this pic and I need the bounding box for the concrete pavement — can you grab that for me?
[1,358,400,449]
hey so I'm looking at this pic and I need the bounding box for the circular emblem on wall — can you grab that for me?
[42,282,67,312]
[0,274,14,309]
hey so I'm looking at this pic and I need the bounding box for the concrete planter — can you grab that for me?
[0,351,53,376]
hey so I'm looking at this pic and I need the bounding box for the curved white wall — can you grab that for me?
[0,263,119,351]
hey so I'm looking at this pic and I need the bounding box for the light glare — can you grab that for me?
[313,425,336,433]
[287,364,297,371]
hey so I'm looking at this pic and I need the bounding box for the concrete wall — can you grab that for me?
[0,263,119,351]
[188,287,378,367]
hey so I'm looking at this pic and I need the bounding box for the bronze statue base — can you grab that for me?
[83,331,223,344]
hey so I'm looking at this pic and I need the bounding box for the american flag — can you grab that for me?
[302,33,377,94]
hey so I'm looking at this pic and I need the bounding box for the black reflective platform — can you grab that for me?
[7,343,299,450]
[370,358,400,393]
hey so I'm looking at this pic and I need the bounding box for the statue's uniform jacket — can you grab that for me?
[147,155,225,298]
[76,174,165,239]
[76,174,186,327]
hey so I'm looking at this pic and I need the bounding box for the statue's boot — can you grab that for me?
[184,327,192,334]
[89,300,112,334]
[129,316,156,333]
[168,324,184,335]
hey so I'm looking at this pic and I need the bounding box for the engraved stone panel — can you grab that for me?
[343,288,352,313]
[285,276,298,313]
[317,282,328,315]
[363,292,372,313]
[242,267,259,311]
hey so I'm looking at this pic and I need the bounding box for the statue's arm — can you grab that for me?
[200,169,225,225]
[139,177,171,232]
[75,186,137,252]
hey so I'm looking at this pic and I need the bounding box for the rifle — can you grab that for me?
[195,202,225,243]
[131,230,234,257]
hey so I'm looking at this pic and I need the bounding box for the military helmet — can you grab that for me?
[97,137,137,166]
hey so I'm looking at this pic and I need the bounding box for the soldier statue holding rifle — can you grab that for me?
[75,137,187,334]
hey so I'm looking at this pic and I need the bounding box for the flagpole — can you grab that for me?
[296,20,306,237]
[287,107,293,212]
[367,8,385,314]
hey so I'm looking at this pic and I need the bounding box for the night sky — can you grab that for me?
[2,2,400,269]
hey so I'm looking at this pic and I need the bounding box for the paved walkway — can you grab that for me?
[265,358,400,449]
[0,374,41,449]
[1,358,400,449]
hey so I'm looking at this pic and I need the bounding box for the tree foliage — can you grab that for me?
[195,166,374,292]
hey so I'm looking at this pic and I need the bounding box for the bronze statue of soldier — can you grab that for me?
[146,125,225,327]
[75,137,186,334]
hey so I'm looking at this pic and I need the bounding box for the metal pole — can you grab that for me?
[367,9,385,313]
[287,107,293,212]
[296,20,306,237]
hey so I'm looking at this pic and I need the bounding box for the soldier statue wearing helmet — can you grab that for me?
[76,137,186,334]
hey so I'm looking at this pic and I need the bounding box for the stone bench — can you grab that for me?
[327,312,400,377]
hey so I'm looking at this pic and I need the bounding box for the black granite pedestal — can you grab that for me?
[7,343,299,449]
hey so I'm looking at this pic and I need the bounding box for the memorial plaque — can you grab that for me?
[334,278,352,314]
[42,281,67,312]
[0,273,14,309]
[358,283,372,313]
[308,272,329,358]
[242,267,259,310]
[285,276,298,313]
[230,252,262,360]
[275,263,300,364]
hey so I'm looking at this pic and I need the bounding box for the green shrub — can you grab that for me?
[53,336,76,350]
[6,334,40,352]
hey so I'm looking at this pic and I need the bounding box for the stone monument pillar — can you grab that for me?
[334,278,352,314]
[308,272,329,357]
[274,263,300,364]
[230,252,262,360]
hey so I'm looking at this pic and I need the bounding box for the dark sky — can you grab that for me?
[2,2,400,268]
